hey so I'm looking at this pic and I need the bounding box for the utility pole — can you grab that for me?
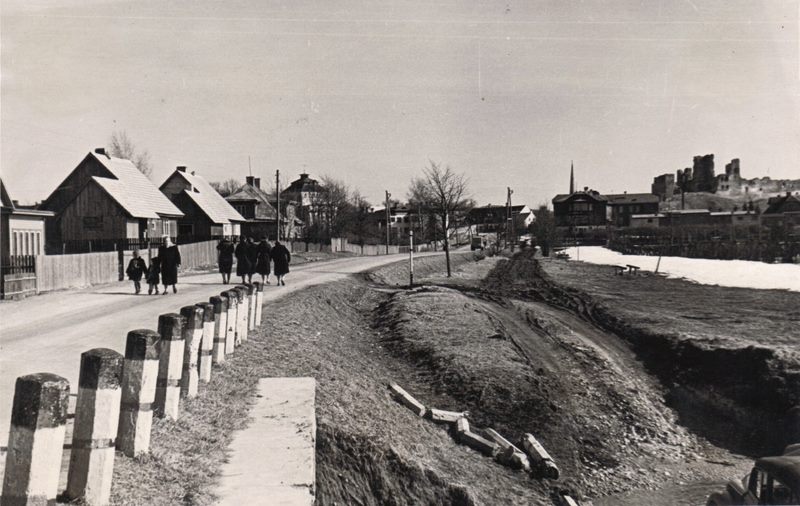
[385,190,391,254]
[276,170,281,242]
[409,230,414,286]
[506,187,514,251]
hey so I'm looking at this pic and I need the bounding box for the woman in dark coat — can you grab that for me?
[270,240,291,286]
[254,236,272,284]
[216,237,234,284]
[246,236,258,283]
[234,235,251,284]
[159,237,181,294]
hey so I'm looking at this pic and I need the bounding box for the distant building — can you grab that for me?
[605,193,660,227]
[281,173,327,227]
[761,192,800,231]
[374,202,417,242]
[226,176,303,240]
[40,148,183,252]
[552,189,607,229]
[1,179,54,256]
[160,166,244,240]
[466,204,534,235]
[629,213,664,229]
[651,174,675,201]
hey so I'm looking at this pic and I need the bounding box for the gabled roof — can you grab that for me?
[88,152,183,219]
[552,191,607,203]
[226,184,279,221]
[0,179,13,209]
[764,193,800,215]
[467,204,530,223]
[605,193,660,205]
[163,170,244,224]
[282,173,326,194]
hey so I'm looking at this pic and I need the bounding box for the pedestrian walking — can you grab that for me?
[270,240,291,286]
[246,236,258,283]
[216,237,234,284]
[255,236,272,285]
[125,250,147,294]
[159,236,181,294]
[147,256,161,294]
[234,235,251,284]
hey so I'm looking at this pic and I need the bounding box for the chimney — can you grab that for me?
[176,166,187,173]
[584,186,588,192]
[94,147,108,158]
[246,176,255,186]
[254,178,261,189]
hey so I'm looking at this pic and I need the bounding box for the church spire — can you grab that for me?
[569,161,575,194]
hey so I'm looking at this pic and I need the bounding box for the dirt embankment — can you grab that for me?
[484,250,800,457]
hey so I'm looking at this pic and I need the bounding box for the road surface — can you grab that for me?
[0,252,428,445]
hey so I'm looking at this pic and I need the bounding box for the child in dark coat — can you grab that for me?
[126,251,148,294]
[147,256,161,295]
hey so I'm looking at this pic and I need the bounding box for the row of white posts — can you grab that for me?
[1,282,265,506]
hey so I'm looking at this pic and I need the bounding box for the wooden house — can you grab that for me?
[605,193,660,227]
[1,179,54,257]
[160,166,244,240]
[226,176,303,240]
[40,148,183,252]
[552,189,608,229]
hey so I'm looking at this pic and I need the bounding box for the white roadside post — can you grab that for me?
[153,313,185,420]
[196,302,214,383]
[117,329,159,457]
[210,295,227,364]
[66,348,124,505]
[180,305,203,399]
[235,286,249,343]
[2,373,70,506]
[409,230,414,286]
[246,283,256,332]
[221,290,237,352]
[253,281,264,327]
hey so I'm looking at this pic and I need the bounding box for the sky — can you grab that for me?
[1,0,798,208]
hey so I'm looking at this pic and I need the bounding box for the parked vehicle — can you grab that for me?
[706,444,800,505]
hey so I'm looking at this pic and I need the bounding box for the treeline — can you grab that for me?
[608,225,800,263]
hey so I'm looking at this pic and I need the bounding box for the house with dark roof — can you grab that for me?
[226,176,303,240]
[40,148,183,252]
[604,193,660,227]
[281,173,327,227]
[761,192,800,231]
[466,204,534,235]
[160,166,244,240]
[1,179,54,257]
[552,189,608,229]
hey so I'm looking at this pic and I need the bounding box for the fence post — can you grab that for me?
[180,305,203,398]
[210,295,227,364]
[196,302,214,383]
[66,348,124,505]
[254,282,264,326]
[153,313,185,420]
[2,373,70,506]
[222,290,237,352]
[117,329,160,458]
[235,286,249,343]
[245,283,256,332]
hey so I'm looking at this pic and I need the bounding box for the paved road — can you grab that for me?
[0,253,427,445]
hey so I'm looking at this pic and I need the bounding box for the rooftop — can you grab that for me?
[164,169,244,224]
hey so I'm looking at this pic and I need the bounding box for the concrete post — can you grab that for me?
[180,305,203,398]
[2,373,70,506]
[221,291,237,352]
[117,329,159,458]
[210,295,227,364]
[196,302,214,383]
[245,283,256,331]
[254,281,264,327]
[153,313,185,420]
[66,348,124,505]
[235,286,248,343]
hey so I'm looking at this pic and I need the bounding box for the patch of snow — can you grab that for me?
[563,247,800,292]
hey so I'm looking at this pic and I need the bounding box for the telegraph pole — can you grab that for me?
[275,170,281,241]
[385,190,391,254]
[506,187,514,251]
[409,230,414,286]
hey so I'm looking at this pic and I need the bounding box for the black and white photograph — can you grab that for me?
[1,1,799,504]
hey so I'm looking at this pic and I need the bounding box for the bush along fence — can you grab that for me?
[0,282,265,505]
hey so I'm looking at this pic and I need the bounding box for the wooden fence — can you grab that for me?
[0,255,37,299]
[35,252,119,292]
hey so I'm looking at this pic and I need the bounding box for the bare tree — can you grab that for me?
[209,178,242,197]
[307,175,351,241]
[530,205,556,256]
[108,131,153,178]
[408,161,471,277]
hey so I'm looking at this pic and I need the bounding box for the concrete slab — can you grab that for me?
[215,378,316,506]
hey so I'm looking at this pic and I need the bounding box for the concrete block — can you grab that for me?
[456,417,470,434]
[560,494,580,506]
[458,430,499,457]
[522,433,560,479]
[117,329,159,458]
[388,382,425,417]
[427,408,467,424]
[485,428,530,471]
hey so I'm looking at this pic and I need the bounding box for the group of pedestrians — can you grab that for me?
[124,237,182,295]
[125,235,291,295]
[217,235,291,286]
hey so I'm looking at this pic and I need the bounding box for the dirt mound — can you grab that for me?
[486,249,800,456]
[366,252,477,286]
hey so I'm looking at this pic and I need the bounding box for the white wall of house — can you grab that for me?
[8,215,46,255]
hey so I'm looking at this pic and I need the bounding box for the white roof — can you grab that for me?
[91,152,183,219]
[168,170,245,224]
